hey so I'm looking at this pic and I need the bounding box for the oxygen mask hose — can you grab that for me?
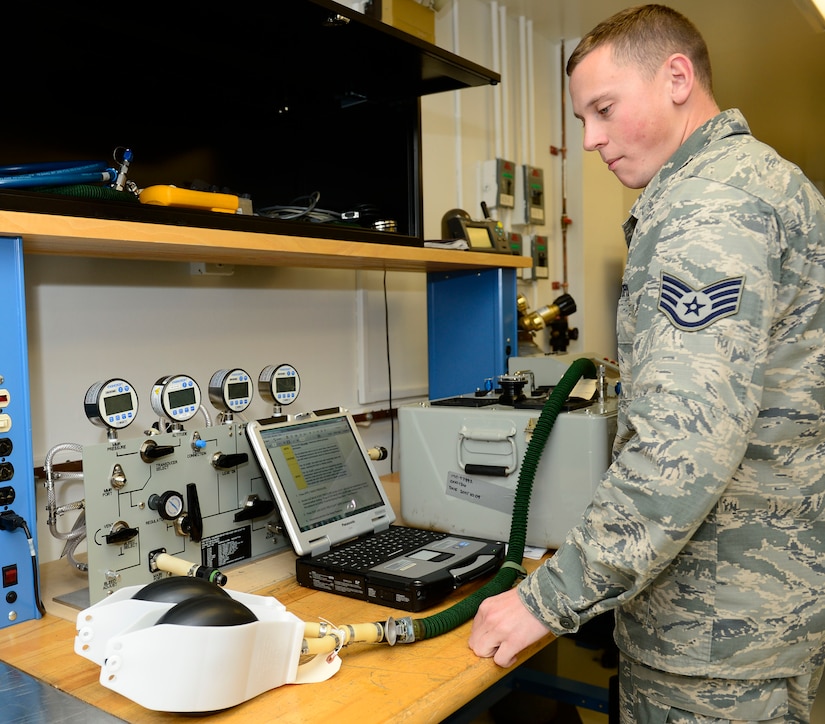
[401,357,597,643]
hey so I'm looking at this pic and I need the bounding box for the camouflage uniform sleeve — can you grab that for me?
[518,175,779,637]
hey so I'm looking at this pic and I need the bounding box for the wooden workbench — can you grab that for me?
[0,478,555,723]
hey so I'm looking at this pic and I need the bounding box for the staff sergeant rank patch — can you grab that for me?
[658,272,745,331]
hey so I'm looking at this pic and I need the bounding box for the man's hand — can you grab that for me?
[468,587,552,667]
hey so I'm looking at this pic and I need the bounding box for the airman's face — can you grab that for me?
[569,45,682,189]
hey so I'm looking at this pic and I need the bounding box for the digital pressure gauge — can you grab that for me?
[258,363,301,406]
[208,368,253,413]
[84,378,139,430]
[150,374,201,422]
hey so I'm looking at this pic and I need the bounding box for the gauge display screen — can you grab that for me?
[103,391,135,415]
[228,380,250,400]
[276,376,297,393]
[168,386,197,409]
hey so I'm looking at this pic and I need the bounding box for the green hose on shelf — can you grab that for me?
[36,184,139,202]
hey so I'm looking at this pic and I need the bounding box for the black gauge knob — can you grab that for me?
[148,490,185,521]
[104,523,139,544]
[233,495,276,522]
[211,452,249,470]
[140,439,175,463]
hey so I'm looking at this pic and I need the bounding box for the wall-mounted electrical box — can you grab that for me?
[481,158,516,210]
[508,231,532,280]
[515,165,546,225]
[533,234,550,278]
[508,231,523,256]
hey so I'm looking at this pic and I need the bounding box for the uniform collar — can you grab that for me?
[624,109,752,246]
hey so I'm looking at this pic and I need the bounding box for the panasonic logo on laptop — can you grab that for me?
[341,520,356,527]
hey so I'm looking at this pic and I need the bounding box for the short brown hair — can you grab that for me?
[566,4,713,94]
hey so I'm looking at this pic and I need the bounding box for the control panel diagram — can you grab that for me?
[82,421,288,604]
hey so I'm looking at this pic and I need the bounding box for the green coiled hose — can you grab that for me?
[35,184,139,202]
[411,357,597,640]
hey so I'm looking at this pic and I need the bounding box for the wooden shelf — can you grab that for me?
[3,210,531,273]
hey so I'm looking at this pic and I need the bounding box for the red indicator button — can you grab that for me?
[2,564,18,587]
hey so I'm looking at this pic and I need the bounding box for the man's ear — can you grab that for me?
[667,53,694,105]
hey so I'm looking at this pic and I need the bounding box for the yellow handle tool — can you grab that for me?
[140,185,241,213]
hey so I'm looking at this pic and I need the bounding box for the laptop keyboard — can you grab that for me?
[313,526,447,569]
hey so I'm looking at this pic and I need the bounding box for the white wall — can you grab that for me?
[26,0,627,563]
[26,258,431,560]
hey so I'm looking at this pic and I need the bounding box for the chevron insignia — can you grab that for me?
[658,272,745,331]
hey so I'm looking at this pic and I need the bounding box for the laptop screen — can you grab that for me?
[252,414,386,534]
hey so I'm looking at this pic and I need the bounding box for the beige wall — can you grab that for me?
[578,151,634,360]
[423,1,627,359]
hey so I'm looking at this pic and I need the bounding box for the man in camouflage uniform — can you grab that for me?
[468,5,825,722]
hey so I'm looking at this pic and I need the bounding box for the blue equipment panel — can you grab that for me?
[0,236,43,628]
[427,267,517,400]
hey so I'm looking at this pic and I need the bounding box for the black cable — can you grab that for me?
[22,521,47,617]
[0,511,47,616]
[383,270,394,473]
